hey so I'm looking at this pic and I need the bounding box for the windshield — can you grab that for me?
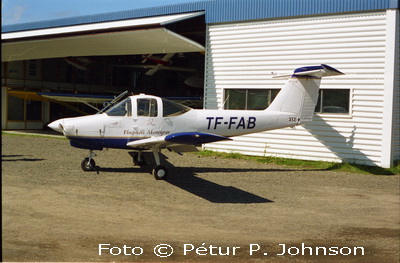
[105,98,132,116]
[162,98,192,117]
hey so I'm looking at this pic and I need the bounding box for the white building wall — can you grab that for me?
[382,9,399,168]
[393,9,400,163]
[204,11,397,167]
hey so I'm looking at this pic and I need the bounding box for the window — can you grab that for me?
[26,60,41,80]
[8,95,24,120]
[28,60,37,77]
[7,95,43,121]
[106,98,132,116]
[224,89,279,110]
[162,98,191,117]
[137,99,158,117]
[315,89,350,114]
[26,100,42,120]
[224,88,350,114]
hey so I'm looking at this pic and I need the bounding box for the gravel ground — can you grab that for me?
[2,134,399,262]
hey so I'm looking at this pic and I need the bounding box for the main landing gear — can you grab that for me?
[150,149,168,180]
[80,149,169,180]
[131,149,168,180]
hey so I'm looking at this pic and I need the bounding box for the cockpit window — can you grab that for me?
[105,98,132,116]
[137,98,158,117]
[162,98,192,117]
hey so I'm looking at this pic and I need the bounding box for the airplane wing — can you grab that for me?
[126,132,231,152]
[127,136,167,149]
[145,64,163,76]
[38,92,114,104]
[113,64,196,72]
[145,53,175,76]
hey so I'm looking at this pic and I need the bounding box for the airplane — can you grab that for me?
[48,64,344,180]
[141,53,175,76]
[64,57,98,71]
[114,53,198,77]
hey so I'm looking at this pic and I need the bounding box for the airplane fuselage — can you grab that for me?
[54,102,296,150]
[47,64,344,179]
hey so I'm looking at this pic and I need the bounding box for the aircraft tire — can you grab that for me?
[81,158,96,171]
[153,166,168,180]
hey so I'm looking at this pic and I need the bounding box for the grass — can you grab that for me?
[195,150,400,175]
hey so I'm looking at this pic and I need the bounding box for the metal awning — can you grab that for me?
[2,12,205,62]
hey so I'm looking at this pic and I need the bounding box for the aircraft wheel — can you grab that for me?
[81,158,96,171]
[153,166,168,180]
[132,153,146,166]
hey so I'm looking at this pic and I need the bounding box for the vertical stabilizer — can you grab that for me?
[266,64,344,124]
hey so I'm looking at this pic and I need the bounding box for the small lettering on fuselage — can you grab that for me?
[206,117,256,130]
[123,129,171,136]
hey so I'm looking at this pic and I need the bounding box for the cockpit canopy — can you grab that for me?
[105,96,191,117]
[162,98,191,117]
[106,97,132,116]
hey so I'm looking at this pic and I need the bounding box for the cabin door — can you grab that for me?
[133,97,162,137]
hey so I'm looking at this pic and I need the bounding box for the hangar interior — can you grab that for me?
[2,12,206,128]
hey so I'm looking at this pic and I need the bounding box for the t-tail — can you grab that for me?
[266,64,344,124]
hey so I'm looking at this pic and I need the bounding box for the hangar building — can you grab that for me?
[2,0,399,168]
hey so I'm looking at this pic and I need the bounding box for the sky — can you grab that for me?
[2,0,200,25]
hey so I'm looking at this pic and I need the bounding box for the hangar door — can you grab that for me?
[204,11,398,167]
[2,12,205,62]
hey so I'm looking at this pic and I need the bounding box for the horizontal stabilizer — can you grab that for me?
[272,64,344,78]
[294,64,344,78]
[267,64,344,125]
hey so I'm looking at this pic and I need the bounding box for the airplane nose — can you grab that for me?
[48,119,64,133]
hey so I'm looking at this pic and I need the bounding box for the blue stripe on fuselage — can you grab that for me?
[67,136,142,150]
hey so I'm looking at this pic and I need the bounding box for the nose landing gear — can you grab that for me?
[81,150,96,171]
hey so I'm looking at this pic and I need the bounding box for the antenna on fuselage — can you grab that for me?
[97,90,128,114]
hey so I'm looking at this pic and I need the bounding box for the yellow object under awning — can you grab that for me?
[7,90,49,102]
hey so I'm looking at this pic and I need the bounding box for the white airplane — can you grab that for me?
[48,64,344,180]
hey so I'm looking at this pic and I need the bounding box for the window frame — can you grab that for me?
[137,98,158,117]
[105,97,132,117]
[224,88,352,116]
[7,94,43,122]
[224,88,280,110]
[162,98,191,117]
[314,88,352,116]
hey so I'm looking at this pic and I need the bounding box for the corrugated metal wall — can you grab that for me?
[395,70,399,161]
[204,11,392,166]
[3,0,398,33]
[205,0,398,24]
[394,21,400,162]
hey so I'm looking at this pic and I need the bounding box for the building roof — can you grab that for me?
[2,0,399,33]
